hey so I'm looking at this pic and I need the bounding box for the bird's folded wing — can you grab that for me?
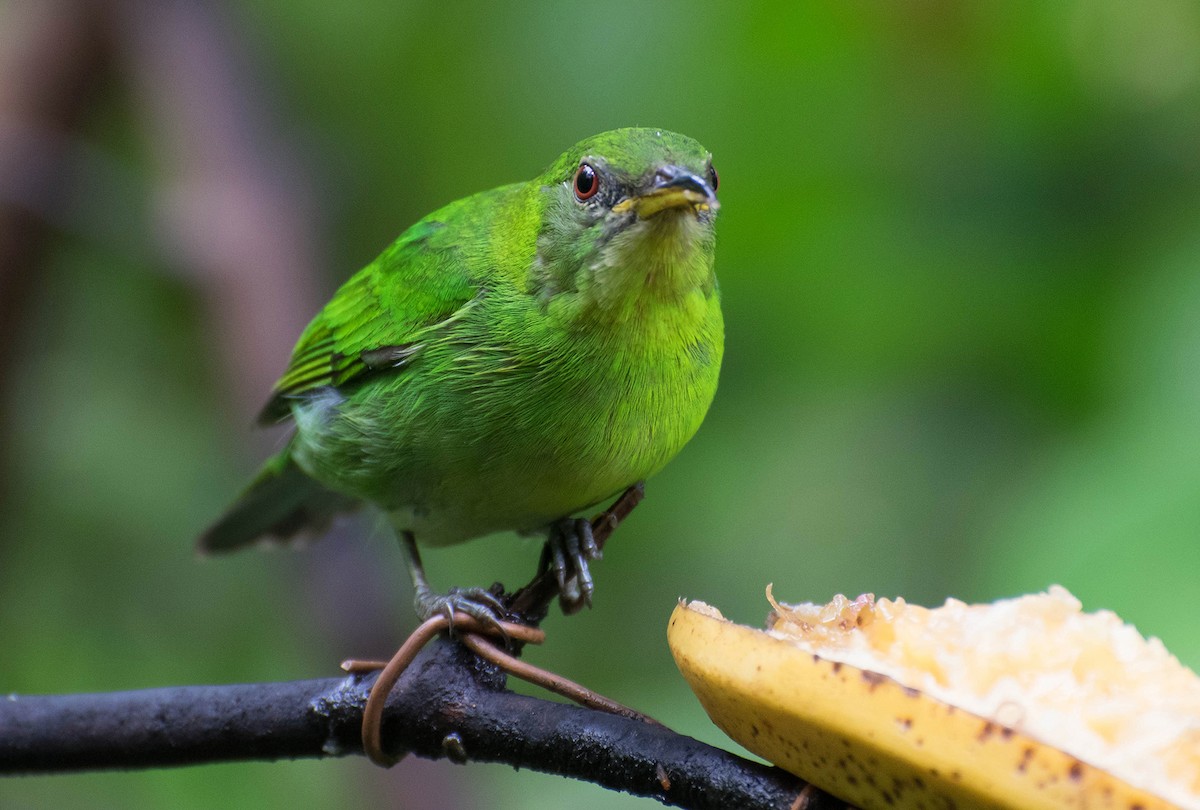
[257,218,476,424]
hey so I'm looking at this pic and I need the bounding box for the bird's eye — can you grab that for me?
[574,163,599,201]
[707,164,719,193]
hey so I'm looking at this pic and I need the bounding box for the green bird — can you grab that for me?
[199,127,723,624]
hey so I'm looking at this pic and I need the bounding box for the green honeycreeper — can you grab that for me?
[199,128,723,624]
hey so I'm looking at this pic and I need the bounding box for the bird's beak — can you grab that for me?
[612,166,718,219]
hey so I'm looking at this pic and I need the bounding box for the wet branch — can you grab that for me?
[0,636,851,810]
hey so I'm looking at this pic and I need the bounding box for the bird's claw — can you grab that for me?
[415,586,510,641]
[547,517,601,614]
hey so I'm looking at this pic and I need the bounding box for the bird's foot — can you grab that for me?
[546,517,601,614]
[414,585,509,637]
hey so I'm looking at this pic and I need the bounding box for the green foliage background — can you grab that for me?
[3,2,1199,808]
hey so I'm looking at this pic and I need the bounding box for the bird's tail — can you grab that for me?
[197,449,358,553]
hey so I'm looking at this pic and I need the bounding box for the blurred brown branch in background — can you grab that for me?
[0,0,321,433]
[0,2,411,802]
[0,635,853,810]
[0,1,110,501]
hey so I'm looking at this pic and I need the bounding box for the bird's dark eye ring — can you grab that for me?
[707,164,719,193]
[574,163,599,201]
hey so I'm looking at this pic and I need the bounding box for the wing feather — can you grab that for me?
[257,218,476,424]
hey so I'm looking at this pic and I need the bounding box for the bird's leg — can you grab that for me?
[545,516,601,614]
[531,482,645,616]
[399,531,508,632]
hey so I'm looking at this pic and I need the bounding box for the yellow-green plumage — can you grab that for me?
[201,128,722,615]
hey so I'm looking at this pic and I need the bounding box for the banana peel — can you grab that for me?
[668,599,1182,810]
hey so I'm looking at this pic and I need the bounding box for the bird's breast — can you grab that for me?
[505,287,724,505]
[365,286,723,544]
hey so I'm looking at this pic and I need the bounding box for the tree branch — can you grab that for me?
[0,636,850,810]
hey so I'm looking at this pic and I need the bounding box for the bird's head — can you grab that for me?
[532,128,719,317]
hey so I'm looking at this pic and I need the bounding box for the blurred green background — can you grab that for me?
[2,1,1198,808]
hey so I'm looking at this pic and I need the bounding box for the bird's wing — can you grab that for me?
[257,218,477,424]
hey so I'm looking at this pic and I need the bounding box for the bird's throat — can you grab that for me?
[589,212,715,318]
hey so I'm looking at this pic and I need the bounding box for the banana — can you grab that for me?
[668,598,1188,810]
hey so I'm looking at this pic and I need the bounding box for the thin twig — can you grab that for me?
[349,616,545,767]
[460,632,657,724]
[350,611,653,768]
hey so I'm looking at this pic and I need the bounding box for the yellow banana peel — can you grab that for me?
[668,595,1194,810]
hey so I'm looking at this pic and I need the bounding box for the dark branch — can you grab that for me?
[0,636,850,810]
